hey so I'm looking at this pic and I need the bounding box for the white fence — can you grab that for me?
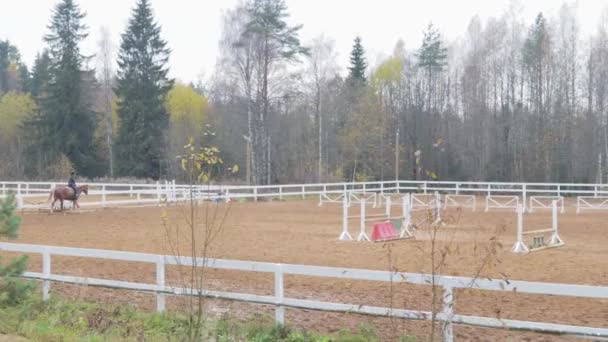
[5,179,608,212]
[576,196,608,213]
[529,196,565,213]
[444,195,476,211]
[485,195,520,212]
[0,242,606,341]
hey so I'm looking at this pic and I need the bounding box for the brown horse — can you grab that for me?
[48,184,89,212]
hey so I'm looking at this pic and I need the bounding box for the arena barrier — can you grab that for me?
[576,196,608,213]
[529,196,565,213]
[485,195,519,212]
[444,194,476,211]
[318,192,346,207]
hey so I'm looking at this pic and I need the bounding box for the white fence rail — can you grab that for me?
[0,242,606,341]
[5,179,608,212]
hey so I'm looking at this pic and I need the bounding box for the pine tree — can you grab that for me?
[115,0,173,179]
[418,23,447,73]
[40,0,98,176]
[30,52,51,99]
[0,193,33,306]
[348,36,367,85]
[417,23,447,112]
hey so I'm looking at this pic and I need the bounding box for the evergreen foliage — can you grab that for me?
[32,0,99,177]
[0,193,33,307]
[347,36,367,85]
[115,0,173,179]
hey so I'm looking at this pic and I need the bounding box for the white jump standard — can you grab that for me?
[511,201,564,254]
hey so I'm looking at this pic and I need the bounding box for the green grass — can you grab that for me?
[0,293,417,341]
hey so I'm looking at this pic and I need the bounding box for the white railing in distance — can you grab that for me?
[576,196,608,214]
[529,196,565,213]
[485,195,519,212]
[444,195,476,211]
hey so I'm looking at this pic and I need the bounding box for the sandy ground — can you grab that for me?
[3,197,608,341]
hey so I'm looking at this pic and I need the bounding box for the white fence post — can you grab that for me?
[25,183,29,195]
[1,182,5,196]
[594,186,598,198]
[172,180,177,202]
[522,184,527,212]
[156,257,166,312]
[442,286,454,342]
[16,195,23,210]
[130,185,134,198]
[455,183,460,195]
[102,185,106,208]
[275,265,285,325]
[423,182,428,194]
[156,181,161,205]
[487,184,491,197]
[254,187,258,202]
[302,186,305,200]
[17,183,21,196]
[42,249,51,301]
[385,196,391,217]
[279,186,283,201]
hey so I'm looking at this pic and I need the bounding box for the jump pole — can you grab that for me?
[339,195,353,241]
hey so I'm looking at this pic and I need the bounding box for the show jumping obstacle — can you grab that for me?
[511,201,564,254]
[339,193,417,242]
[339,192,444,242]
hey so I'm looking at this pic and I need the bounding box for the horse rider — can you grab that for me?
[68,171,79,199]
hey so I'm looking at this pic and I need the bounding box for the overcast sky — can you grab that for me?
[2,0,608,83]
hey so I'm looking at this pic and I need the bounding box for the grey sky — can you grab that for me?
[2,0,607,83]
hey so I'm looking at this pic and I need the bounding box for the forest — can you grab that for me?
[0,0,607,185]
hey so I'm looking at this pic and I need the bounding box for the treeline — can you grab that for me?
[1,0,607,184]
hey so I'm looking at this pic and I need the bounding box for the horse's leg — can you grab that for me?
[74,200,79,209]
[60,199,64,211]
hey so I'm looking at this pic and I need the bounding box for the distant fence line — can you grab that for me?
[3,180,608,210]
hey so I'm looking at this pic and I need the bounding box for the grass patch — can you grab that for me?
[0,293,416,341]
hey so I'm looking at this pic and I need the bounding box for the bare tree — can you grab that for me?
[96,26,115,177]
[306,35,338,182]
